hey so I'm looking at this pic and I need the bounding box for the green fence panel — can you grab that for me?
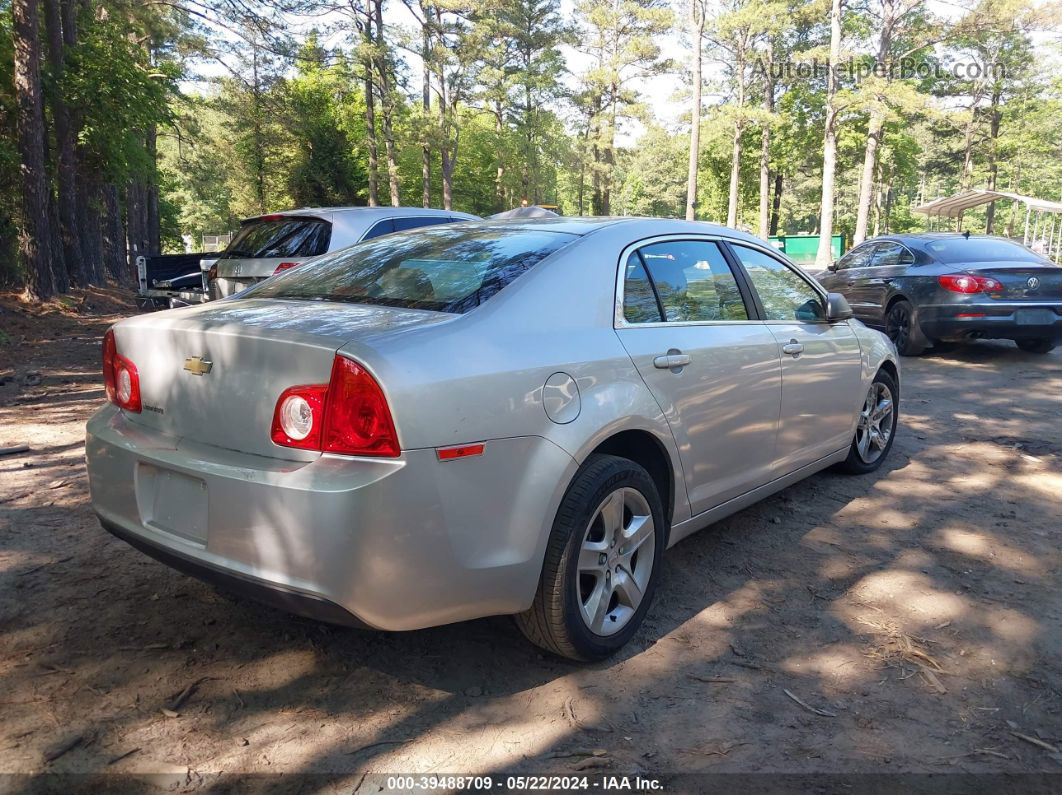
[767,235,844,267]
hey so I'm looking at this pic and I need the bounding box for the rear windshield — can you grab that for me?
[924,238,1045,264]
[242,225,576,313]
[220,217,331,260]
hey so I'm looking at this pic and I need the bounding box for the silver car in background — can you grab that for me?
[87,218,899,660]
[210,206,478,298]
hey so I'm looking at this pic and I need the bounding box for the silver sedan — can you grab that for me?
[86,218,899,660]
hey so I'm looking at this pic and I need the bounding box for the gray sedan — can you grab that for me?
[86,218,899,660]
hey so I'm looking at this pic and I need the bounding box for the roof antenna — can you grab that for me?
[962,229,971,239]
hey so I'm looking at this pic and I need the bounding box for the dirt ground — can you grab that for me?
[2,290,1061,789]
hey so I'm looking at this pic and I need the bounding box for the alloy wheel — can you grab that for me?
[856,381,895,464]
[887,303,911,350]
[576,487,656,636]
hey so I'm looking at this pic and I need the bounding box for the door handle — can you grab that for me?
[653,353,692,369]
[781,340,804,356]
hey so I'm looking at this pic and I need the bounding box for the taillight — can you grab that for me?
[207,263,218,282]
[272,261,301,276]
[938,273,1003,294]
[271,385,327,449]
[102,329,142,413]
[270,356,399,457]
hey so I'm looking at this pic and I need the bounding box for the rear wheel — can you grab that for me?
[1016,338,1055,354]
[515,454,665,661]
[885,300,927,356]
[837,369,899,475]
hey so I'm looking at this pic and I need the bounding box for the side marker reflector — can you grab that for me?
[436,443,486,461]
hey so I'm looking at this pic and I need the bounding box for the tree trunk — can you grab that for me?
[44,0,87,287]
[146,125,160,254]
[852,3,896,247]
[362,20,379,208]
[882,183,894,234]
[421,27,431,208]
[102,183,128,285]
[758,45,774,238]
[726,53,745,228]
[815,0,842,269]
[523,77,534,204]
[604,88,617,214]
[685,1,703,221]
[955,104,977,231]
[853,110,884,246]
[126,179,151,277]
[494,103,505,212]
[769,171,783,235]
[372,0,400,206]
[13,0,55,300]
[440,148,454,210]
[249,47,267,213]
[985,88,1002,233]
[79,174,104,283]
[431,8,455,212]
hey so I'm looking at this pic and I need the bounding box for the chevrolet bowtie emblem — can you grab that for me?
[183,356,213,376]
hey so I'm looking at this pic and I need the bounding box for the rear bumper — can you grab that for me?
[86,405,575,630]
[919,303,1062,341]
[99,517,369,627]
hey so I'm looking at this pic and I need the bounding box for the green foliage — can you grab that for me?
[283,40,365,207]
[66,17,179,181]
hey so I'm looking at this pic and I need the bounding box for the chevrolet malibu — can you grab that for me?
[87,219,899,661]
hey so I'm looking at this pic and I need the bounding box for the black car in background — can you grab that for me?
[818,233,1062,355]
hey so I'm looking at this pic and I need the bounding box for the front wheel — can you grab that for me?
[836,369,899,475]
[515,454,666,661]
[1016,338,1055,354]
[885,300,928,356]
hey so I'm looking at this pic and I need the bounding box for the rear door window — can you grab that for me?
[392,216,453,232]
[221,217,331,259]
[361,219,395,240]
[625,240,750,323]
[244,225,576,313]
[871,242,914,267]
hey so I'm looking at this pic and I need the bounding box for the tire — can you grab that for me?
[836,369,899,475]
[1016,338,1055,354]
[515,453,666,662]
[885,300,928,356]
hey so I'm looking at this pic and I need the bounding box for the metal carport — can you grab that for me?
[913,189,1062,263]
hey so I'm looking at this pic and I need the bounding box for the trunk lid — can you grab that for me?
[966,263,1062,301]
[112,299,453,459]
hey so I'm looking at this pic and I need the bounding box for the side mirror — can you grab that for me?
[826,292,853,321]
[826,262,839,272]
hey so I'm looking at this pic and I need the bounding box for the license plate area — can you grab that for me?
[135,463,208,545]
[1015,308,1056,326]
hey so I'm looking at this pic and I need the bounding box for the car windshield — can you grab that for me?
[220,216,331,260]
[924,237,1045,264]
[242,225,577,313]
